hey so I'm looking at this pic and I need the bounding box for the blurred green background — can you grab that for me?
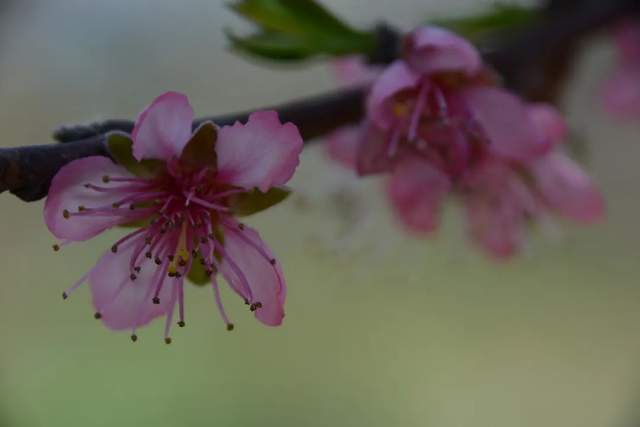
[1,1,640,426]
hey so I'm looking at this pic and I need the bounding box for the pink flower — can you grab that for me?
[460,104,603,258]
[363,27,543,177]
[45,92,303,342]
[601,21,640,119]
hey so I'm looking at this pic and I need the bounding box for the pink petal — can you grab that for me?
[528,103,568,150]
[462,87,543,161]
[356,123,395,175]
[219,224,286,326]
[366,60,420,130]
[325,125,362,170]
[216,111,303,192]
[532,152,605,223]
[387,156,451,234]
[44,156,143,241]
[463,161,536,259]
[601,63,640,119]
[332,55,381,86]
[405,26,482,76]
[89,241,175,331]
[131,91,194,161]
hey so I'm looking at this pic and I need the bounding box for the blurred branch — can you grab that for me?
[1,0,638,202]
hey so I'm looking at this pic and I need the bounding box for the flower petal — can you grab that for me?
[44,156,146,241]
[405,26,482,76]
[356,123,395,175]
[366,60,420,130]
[132,91,194,161]
[89,241,174,331]
[219,224,286,326]
[528,103,567,152]
[325,125,363,170]
[332,55,381,86]
[463,161,537,259]
[532,152,605,223]
[462,87,543,161]
[216,111,303,192]
[387,156,451,234]
[601,63,640,119]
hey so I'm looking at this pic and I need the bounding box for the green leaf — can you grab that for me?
[228,0,375,61]
[231,0,356,37]
[187,257,211,286]
[227,30,313,61]
[180,122,218,171]
[229,187,291,216]
[430,3,538,41]
[105,132,164,178]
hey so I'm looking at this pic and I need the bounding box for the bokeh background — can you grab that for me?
[1,1,640,426]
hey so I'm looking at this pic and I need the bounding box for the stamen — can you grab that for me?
[189,195,230,212]
[211,274,234,331]
[408,82,430,141]
[62,271,90,300]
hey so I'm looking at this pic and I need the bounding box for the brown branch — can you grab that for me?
[1,0,638,202]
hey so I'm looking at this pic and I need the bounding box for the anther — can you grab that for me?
[226,323,234,331]
[62,292,68,300]
[164,337,172,344]
[152,297,160,304]
[112,202,121,208]
[111,245,118,253]
[94,312,102,319]
[62,209,70,219]
[200,236,208,244]
[191,249,198,257]
[249,304,257,312]
[154,257,162,265]
[134,266,141,273]
[78,205,86,212]
[168,272,176,278]
[102,175,110,183]
[205,270,213,277]
[130,334,138,342]
[254,302,262,309]
[144,237,152,245]
[178,258,187,267]
[129,204,136,211]
[244,298,249,305]
[52,244,60,252]
[167,255,175,262]
[238,223,245,230]
[145,251,152,259]
[129,273,137,281]
[269,258,276,265]
[177,321,186,328]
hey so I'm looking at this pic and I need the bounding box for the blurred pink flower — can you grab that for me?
[326,26,604,258]
[601,21,640,119]
[45,92,302,341]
